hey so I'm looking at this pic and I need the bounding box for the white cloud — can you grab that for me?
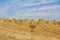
[15,4,60,13]
[0,7,8,15]
[37,5,60,10]
[7,0,58,14]
[41,0,57,3]
[12,5,60,18]
[0,0,59,19]
[8,0,57,9]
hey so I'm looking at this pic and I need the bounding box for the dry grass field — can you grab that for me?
[0,18,60,40]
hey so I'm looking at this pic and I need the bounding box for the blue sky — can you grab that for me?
[0,0,60,20]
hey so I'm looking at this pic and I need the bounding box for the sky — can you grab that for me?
[0,0,60,20]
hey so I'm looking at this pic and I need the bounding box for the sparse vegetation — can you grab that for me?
[0,18,60,40]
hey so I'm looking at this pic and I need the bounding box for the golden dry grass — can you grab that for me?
[0,18,60,40]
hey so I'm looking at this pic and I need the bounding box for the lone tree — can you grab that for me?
[53,20,57,25]
[11,18,16,23]
[47,20,51,24]
[58,21,60,25]
[30,19,37,32]
[38,19,45,25]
